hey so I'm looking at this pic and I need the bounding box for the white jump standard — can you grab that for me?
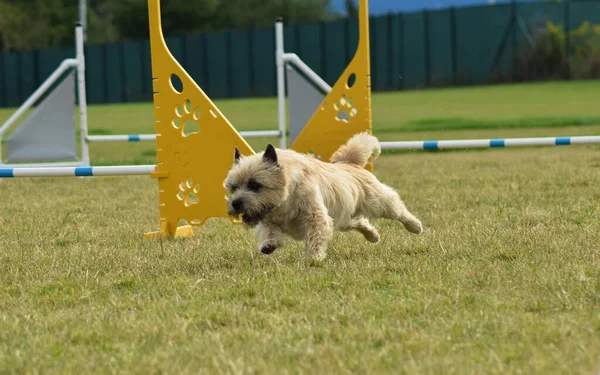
[0,24,90,168]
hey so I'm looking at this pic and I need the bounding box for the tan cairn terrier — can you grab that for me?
[224,132,423,261]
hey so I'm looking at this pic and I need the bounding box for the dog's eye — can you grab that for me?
[247,179,262,192]
[227,183,238,192]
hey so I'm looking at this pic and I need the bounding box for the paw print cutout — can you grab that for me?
[334,95,358,123]
[177,178,200,206]
[172,99,200,137]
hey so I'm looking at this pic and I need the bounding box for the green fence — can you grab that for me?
[1,1,600,108]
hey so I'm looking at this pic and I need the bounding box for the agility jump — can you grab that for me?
[142,0,374,238]
[0,0,375,241]
[278,0,374,170]
[0,24,90,168]
[276,18,600,153]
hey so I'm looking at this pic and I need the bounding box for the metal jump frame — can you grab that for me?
[274,19,600,152]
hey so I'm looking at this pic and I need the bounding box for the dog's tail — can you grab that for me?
[330,132,381,168]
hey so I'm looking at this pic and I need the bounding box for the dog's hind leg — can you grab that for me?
[255,223,284,255]
[340,217,380,243]
[371,184,423,235]
[386,197,423,234]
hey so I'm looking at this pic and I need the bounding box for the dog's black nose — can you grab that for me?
[232,199,243,212]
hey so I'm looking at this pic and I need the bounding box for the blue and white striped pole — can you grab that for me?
[0,165,156,178]
[86,130,282,143]
[379,136,600,150]
[86,134,158,142]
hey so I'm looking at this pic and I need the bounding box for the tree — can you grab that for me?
[106,0,334,40]
[0,0,336,50]
[0,0,78,51]
[211,0,334,30]
[0,0,115,51]
[106,0,221,40]
[345,0,358,19]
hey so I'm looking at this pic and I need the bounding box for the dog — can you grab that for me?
[224,132,423,261]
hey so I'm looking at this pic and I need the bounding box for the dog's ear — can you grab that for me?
[233,147,241,164]
[262,144,278,165]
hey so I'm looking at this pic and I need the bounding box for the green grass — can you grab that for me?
[0,81,600,374]
[4,80,600,140]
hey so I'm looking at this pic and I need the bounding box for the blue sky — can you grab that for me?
[330,0,529,14]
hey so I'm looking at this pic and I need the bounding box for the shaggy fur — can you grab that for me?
[224,132,423,261]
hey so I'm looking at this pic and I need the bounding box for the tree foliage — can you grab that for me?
[0,0,335,51]
[345,0,358,19]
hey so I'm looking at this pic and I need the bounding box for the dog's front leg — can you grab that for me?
[304,204,334,261]
[255,222,284,255]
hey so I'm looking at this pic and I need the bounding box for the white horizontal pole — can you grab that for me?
[0,165,156,178]
[379,136,600,150]
[86,130,280,143]
[240,130,281,138]
[283,53,332,93]
[0,59,79,136]
[87,134,157,142]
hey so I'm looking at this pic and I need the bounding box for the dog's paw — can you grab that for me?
[364,230,381,243]
[305,248,327,262]
[404,220,423,234]
[258,241,278,255]
[260,244,277,254]
[307,253,326,262]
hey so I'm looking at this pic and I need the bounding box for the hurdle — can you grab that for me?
[0,0,236,241]
[0,24,90,168]
[142,0,374,238]
[275,20,600,152]
[0,30,283,165]
[279,0,375,170]
[0,20,156,179]
[84,27,285,148]
[0,0,375,241]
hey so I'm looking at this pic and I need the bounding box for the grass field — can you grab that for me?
[0,81,599,374]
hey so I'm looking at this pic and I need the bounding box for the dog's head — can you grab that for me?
[224,144,287,226]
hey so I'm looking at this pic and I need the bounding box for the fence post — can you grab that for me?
[344,17,351,64]
[140,41,149,100]
[319,21,327,82]
[119,42,127,102]
[247,28,255,95]
[225,32,233,97]
[33,49,40,89]
[180,35,188,69]
[450,6,458,86]
[387,13,394,91]
[102,43,109,103]
[564,0,571,80]
[0,53,4,107]
[398,13,405,90]
[201,34,210,95]
[16,52,23,103]
[511,0,518,82]
[423,9,431,87]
